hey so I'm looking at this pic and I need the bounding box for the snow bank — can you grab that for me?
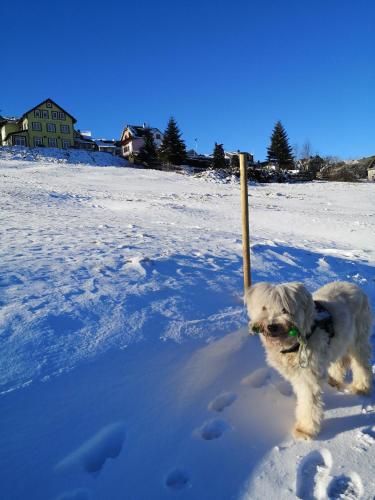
[0,146,128,167]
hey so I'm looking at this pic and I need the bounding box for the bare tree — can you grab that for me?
[301,141,312,159]
[292,143,300,160]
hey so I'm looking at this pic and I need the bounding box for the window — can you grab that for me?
[52,111,58,119]
[46,123,56,132]
[34,109,42,118]
[14,136,26,146]
[32,122,42,131]
[48,138,57,147]
[62,140,71,148]
[59,112,65,120]
[46,101,52,108]
[42,110,49,119]
[34,137,43,147]
[60,124,70,134]
[155,133,161,139]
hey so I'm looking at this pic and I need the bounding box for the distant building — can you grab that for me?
[95,138,121,156]
[120,124,163,159]
[73,131,121,155]
[368,167,375,181]
[0,98,76,149]
[225,151,254,166]
[185,149,212,170]
[74,130,98,151]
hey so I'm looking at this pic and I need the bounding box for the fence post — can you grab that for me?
[239,152,251,292]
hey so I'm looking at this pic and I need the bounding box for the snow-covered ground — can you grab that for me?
[0,146,128,168]
[0,149,374,500]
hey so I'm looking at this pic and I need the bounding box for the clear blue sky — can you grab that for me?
[2,0,374,159]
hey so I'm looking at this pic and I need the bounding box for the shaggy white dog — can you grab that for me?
[245,281,372,440]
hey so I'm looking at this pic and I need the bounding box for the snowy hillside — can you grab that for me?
[0,153,374,500]
[0,146,128,168]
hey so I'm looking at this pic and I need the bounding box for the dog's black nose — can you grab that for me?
[267,324,279,333]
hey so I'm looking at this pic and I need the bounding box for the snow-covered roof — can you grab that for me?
[95,140,117,148]
[125,125,162,138]
[74,137,96,145]
[0,116,19,123]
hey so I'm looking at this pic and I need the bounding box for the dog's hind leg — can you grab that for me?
[328,356,350,391]
[347,342,372,396]
[291,374,324,440]
[347,303,373,396]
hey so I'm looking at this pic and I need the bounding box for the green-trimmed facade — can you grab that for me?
[0,98,77,149]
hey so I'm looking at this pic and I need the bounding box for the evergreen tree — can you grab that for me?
[267,121,294,168]
[158,117,186,166]
[211,142,226,169]
[137,128,158,167]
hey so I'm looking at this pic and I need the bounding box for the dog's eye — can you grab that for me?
[262,306,267,311]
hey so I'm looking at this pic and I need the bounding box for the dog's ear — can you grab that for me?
[244,285,253,305]
[283,282,315,337]
[244,282,271,307]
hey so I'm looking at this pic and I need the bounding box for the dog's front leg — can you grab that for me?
[291,373,324,440]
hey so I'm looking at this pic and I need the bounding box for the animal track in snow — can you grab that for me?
[354,426,375,452]
[208,392,237,412]
[56,489,91,500]
[296,449,332,500]
[327,472,363,500]
[197,418,230,441]
[241,367,270,388]
[56,422,125,475]
[165,469,191,490]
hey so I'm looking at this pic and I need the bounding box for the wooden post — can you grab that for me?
[239,152,251,292]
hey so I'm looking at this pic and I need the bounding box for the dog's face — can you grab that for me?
[245,282,314,344]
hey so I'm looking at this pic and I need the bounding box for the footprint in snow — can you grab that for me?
[241,367,270,388]
[296,449,332,500]
[56,489,91,500]
[208,392,237,412]
[196,419,230,441]
[55,422,125,476]
[354,426,375,452]
[165,469,191,490]
[327,472,363,500]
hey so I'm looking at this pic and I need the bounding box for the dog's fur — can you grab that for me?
[245,281,372,440]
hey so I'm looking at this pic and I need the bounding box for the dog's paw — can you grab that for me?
[293,426,316,440]
[346,383,372,396]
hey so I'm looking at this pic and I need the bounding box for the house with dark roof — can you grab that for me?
[0,98,77,149]
[120,124,163,159]
[94,138,122,156]
[74,130,98,151]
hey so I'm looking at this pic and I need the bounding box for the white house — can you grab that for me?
[120,124,163,159]
[368,167,375,181]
